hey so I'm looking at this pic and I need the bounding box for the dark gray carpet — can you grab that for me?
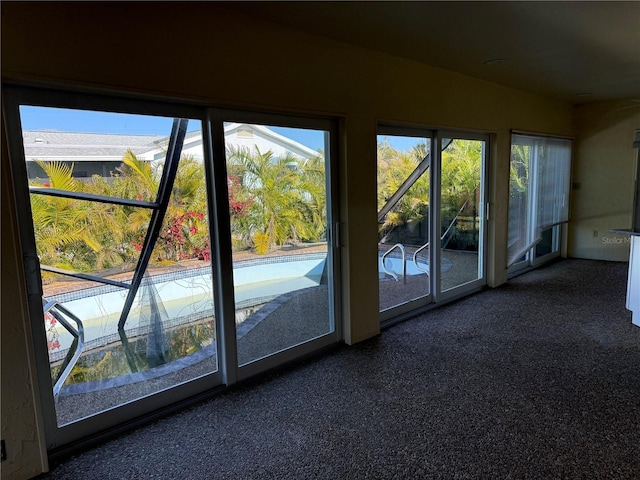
[39,259,640,479]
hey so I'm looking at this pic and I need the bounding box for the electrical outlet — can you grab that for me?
[1,439,6,462]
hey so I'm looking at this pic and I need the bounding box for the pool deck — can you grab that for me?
[379,248,479,311]
[55,285,331,425]
[50,244,479,425]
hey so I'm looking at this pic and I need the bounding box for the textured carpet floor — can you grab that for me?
[39,259,640,479]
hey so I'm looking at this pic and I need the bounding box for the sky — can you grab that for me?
[19,106,327,151]
[377,135,429,153]
[20,106,423,153]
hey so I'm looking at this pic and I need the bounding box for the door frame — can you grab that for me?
[435,131,489,304]
[3,83,342,451]
[507,132,570,277]
[377,124,489,323]
[210,108,341,383]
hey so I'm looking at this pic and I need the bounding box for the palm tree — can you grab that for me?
[111,149,159,202]
[29,161,102,273]
[86,152,158,268]
[295,153,327,242]
[30,151,213,273]
[440,139,481,217]
[377,141,430,239]
[226,146,325,253]
[31,143,327,269]
[439,140,483,249]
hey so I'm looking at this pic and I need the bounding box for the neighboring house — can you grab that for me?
[22,130,166,180]
[221,123,319,160]
[23,123,318,180]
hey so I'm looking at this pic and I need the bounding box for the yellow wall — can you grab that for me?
[1,3,583,478]
[1,118,49,479]
[570,102,640,261]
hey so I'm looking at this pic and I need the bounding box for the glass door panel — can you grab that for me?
[20,106,172,201]
[7,88,340,450]
[507,137,533,273]
[377,134,432,313]
[508,134,571,275]
[533,225,560,264]
[223,123,334,366]
[439,137,485,292]
[16,105,219,426]
[535,226,555,257]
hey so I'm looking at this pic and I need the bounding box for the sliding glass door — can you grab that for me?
[5,92,223,448]
[4,86,339,450]
[377,131,433,314]
[218,116,338,379]
[437,134,486,296]
[508,133,571,274]
[377,126,487,322]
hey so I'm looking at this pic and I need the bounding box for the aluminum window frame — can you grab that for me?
[377,125,436,322]
[3,83,342,452]
[507,131,573,276]
[210,108,341,383]
[3,85,221,449]
[377,124,490,324]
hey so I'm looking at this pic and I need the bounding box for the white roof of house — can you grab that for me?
[225,123,318,159]
[22,131,165,163]
[23,123,319,164]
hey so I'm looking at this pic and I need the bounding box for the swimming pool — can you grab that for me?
[46,252,327,354]
[48,249,451,354]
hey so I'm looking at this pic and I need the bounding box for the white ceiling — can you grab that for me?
[227,1,640,105]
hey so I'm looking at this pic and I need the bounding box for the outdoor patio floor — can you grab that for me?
[53,248,477,425]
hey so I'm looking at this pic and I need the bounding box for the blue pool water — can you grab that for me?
[47,253,327,352]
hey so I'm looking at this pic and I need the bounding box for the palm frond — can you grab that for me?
[35,160,78,191]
